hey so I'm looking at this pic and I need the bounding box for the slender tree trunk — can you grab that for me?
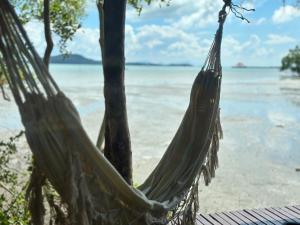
[96,1,106,151]
[43,0,53,68]
[97,0,132,185]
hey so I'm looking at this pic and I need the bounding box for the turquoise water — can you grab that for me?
[0,65,299,212]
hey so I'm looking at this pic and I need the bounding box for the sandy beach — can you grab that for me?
[0,65,299,214]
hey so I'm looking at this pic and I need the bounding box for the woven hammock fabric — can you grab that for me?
[0,0,227,224]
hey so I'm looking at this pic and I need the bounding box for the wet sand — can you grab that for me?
[1,66,299,214]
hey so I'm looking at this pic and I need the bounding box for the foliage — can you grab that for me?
[0,73,8,100]
[128,0,170,14]
[9,0,37,24]
[0,132,69,225]
[50,0,86,53]
[0,131,30,225]
[9,0,86,54]
[281,45,300,76]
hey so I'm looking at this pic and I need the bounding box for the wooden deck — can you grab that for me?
[197,205,300,225]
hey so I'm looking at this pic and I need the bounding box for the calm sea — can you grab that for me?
[0,64,299,212]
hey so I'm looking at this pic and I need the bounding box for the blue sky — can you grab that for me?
[26,0,300,66]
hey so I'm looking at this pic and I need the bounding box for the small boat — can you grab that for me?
[232,62,247,68]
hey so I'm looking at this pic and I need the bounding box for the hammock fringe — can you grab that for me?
[26,164,46,225]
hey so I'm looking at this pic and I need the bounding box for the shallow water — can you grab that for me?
[0,65,299,213]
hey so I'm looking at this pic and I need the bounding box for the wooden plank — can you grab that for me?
[215,212,239,224]
[225,212,257,224]
[294,205,300,211]
[209,213,232,225]
[222,212,246,225]
[257,208,287,224]
[286,206,300,215]
[197,215,213,225]
[274,207,299,219]
[197,206,300,225]
[201,214,222,225]
[237,210,273,225]
[195,220,204,225]
[280,207,300,220]
[244,210,281,225]
[272,207,300,223]
[266,208,295,223]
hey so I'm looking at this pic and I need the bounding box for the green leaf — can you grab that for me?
[281,45,300,76]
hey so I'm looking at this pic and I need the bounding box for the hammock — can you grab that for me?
[0,0,228,224]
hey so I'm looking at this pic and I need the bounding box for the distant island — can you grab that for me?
[50,54,192,67]
[50,54,101,64]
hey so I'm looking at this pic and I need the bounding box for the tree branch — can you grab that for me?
[97,0,105,59]
[96,0,106,152]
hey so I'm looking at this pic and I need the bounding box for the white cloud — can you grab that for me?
[124,0,231,64]
[136,24,188,40]
[121,24,213,63]
[146,40,163,49]
[173,0,223,29]
[223,35,261,56]
[253,0,267,8]
[65,25,141,60]
[25,21,46,55]
[128,0,223,29]
[272,5,300,23]
[24,21,102,60]
[222,34,274,64]
[23,19,207,63]
[68,27,101,59]
[125,24,141,53]
[63,24,204,63]
[235,0,266,10]
[254,17,266,25]
[242,2,255,10]
[254,47,274,57]
[163,37,209,60]
[266,34,296,45]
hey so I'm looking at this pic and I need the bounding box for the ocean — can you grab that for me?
[0,64,299,213]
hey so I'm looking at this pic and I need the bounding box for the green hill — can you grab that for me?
[50,54,101,64]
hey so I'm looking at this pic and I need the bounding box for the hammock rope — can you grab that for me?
[0,0,229,224]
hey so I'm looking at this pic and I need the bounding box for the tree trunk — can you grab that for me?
[43,0,53,68]
[97,0,132,185]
